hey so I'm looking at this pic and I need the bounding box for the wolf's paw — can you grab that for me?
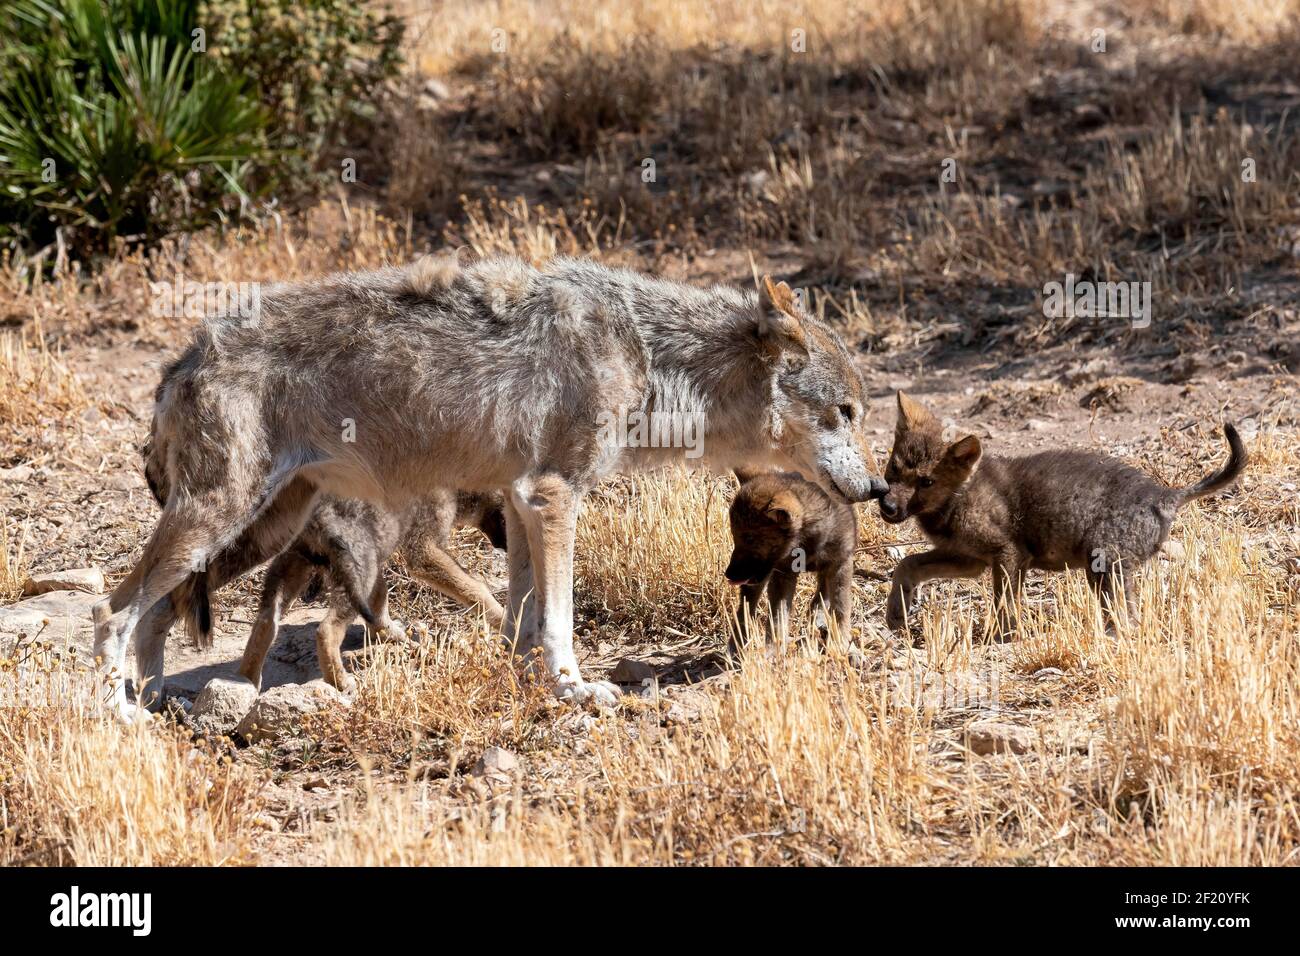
[112,701,154,725]
[557,679,621,710]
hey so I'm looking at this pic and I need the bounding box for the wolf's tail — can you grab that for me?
[1177,422,1247,506]
[170,571,214,647]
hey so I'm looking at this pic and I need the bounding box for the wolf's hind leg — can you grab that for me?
[1087,561,1134,632]
[93,490,264,721]
[406,536,505,631]
[315,593,358,694]
[502,500,539,662]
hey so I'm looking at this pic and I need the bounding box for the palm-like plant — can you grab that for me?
[0,0,266,254]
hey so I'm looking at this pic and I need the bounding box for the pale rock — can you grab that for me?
[0,590,98,639]
[611,657,655,684]
[236,680,349,743]
[472,746,520,778]
[966,720,1034,756]
[190,677,259,737]
[22,567,105,596]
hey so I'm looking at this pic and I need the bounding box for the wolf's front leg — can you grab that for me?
[886,551,987,632]
[815,563,854,643]
[510,475,619,707]
[502,500,540,662]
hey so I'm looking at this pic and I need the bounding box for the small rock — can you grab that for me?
[966,720,1034,756]
[471,746,519,778]
[236,680,349,744]
[0,464,34,482]
[1161,539,1186,561]
[190,677,259,737]
[22,567,105,596]
[0,590,99,639]
[611,658,655,684]
[302,777,329,791]
[1025,418,1050,432]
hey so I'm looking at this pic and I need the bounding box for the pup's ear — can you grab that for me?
[758,276,809,360]
[765,490,801,527]
[896,391,939,432]
[943,434,982,473]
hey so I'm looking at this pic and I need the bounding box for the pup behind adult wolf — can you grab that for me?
[726,473,857,644]
[233,491,507,693]
[878,392,1247,633]
[96,254,884,719]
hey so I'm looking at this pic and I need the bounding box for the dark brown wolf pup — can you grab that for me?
[878,392,1246,634]
[726,472,858,644]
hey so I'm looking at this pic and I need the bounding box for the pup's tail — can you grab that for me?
[325,536,378,628]
[1178,422,1247,505]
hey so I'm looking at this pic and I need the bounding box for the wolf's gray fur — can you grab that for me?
[97,255,884,717]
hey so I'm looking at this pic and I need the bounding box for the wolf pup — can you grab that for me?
[234,491,506,693]
[726,472,857,645]
[878,392,1246,634]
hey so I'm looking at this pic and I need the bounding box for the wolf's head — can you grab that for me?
[878,392,982,524]
[756,276,886,503]
[725,475,806,585]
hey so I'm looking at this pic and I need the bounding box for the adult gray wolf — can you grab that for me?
[95,255,885,718]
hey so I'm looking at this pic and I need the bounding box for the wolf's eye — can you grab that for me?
[838,404,854,424]
[917,476,935,489]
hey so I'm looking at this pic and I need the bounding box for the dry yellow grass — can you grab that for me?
[0,644,267,866]
[307,471,1299,865]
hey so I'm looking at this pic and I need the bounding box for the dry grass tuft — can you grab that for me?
[0,647,267,866]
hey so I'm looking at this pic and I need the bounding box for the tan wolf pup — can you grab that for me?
[877,392,1246,634]
[96,255,885,718]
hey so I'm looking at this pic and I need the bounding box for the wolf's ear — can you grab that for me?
[758,276,809,360]
[943,434,982,473]
[896,391,939,432]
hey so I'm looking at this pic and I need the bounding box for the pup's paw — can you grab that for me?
[557,679,621,710]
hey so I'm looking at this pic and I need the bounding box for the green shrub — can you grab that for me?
[202,0,404,185]
[0,0,404,257]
